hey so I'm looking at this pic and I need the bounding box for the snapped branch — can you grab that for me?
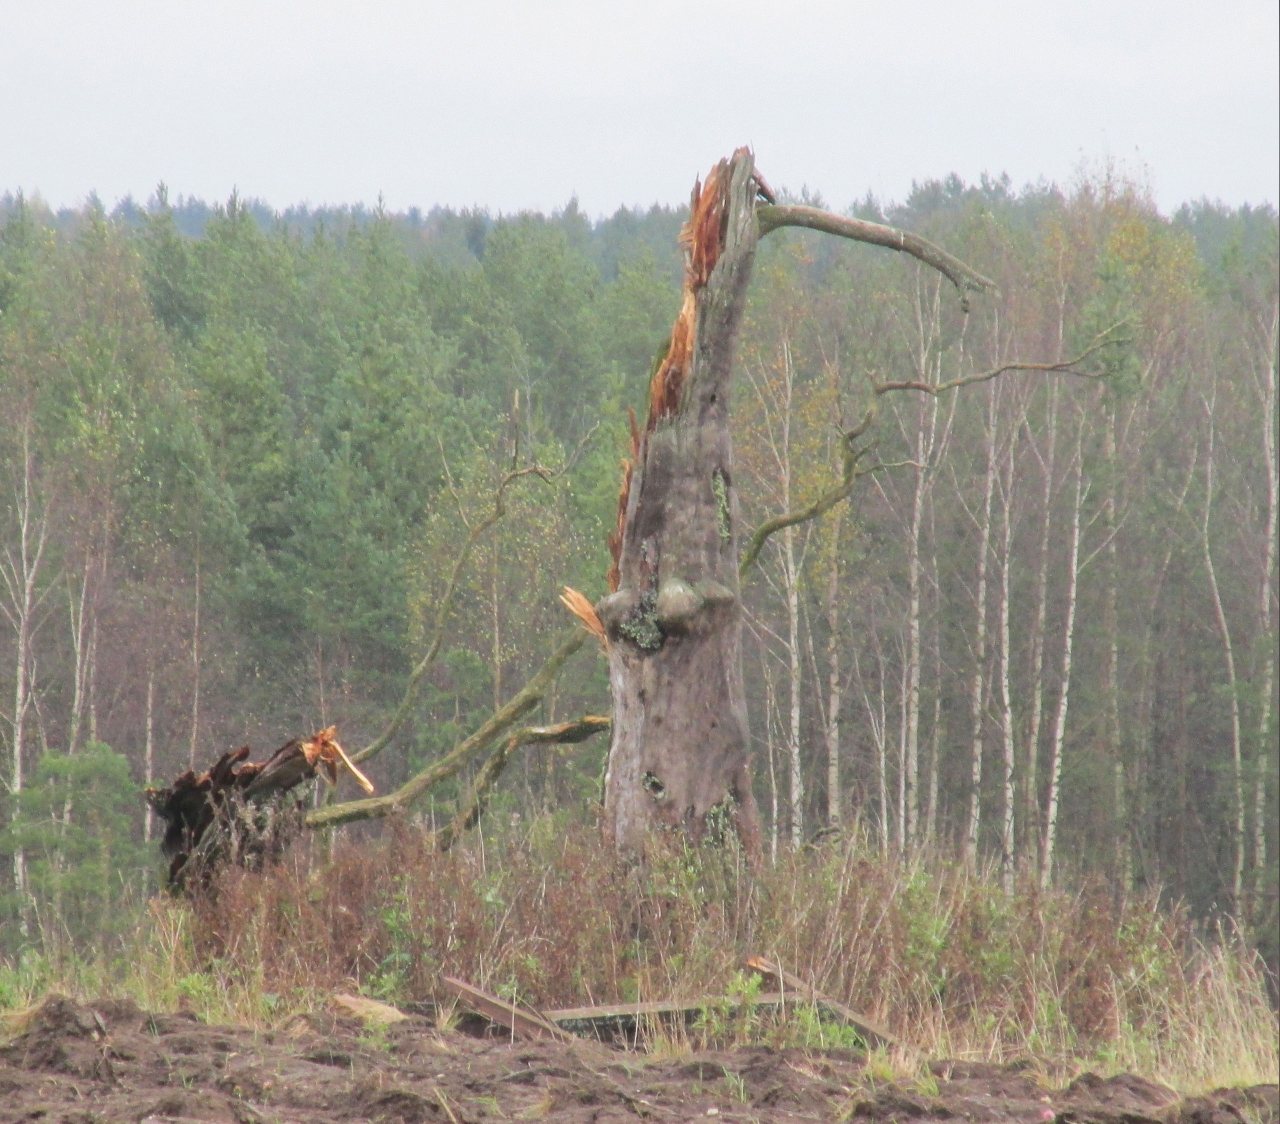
[434,714,610,851]
[757,204,997,309]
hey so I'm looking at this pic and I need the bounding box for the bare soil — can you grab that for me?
[1,994,1274,1123]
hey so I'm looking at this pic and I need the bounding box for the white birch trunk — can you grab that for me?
[926,619,942,848]
[854,643,891,856]
[784,524,803,847]
[897,651,908,857]
[904,428,924,851]
[86,615,98,745]
[996,449,1017,893]
[1022,385,1059,872]
[1040,427,1085,890]
[746,337,806,847]
[144,665,155,845]
[1102,410,1130,892]
[761,652,780,863]
[491,547,503,710]
[188,538,201,768]
[66,558,92,756]
[824,555,842,827]
[1252,306,1278,910]
[1025,272,1070,870]
[0,426,52,925]
[964,385,998,870]
[1199,390,1246,908]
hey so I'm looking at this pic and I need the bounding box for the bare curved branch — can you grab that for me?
[435,714,611,851]
[757,204,997,308]
[739,405,876,577]
[309,628,590,829]
[737,323,1124,575]
[872,323,1126,397]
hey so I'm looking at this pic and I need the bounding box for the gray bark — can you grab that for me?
[598,152,764,855]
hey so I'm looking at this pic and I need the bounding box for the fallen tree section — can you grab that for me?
[148,637,606,888]
[147,726,372,890]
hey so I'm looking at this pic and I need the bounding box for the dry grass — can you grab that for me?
[3,817,1275,1092]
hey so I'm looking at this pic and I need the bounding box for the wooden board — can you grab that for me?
[440,976,578,1044]
[744,955,902,1051]
[543,991,787,1025]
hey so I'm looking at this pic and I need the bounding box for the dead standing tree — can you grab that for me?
[583,147,1105,857]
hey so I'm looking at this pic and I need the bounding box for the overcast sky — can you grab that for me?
[4,1,1277,218]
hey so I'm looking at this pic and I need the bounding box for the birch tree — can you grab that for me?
[1250,303,1278,913]
[0,418,54,923]
[1198,382,1246,908]
[1039,417,1087,889]
[958,380,999,871]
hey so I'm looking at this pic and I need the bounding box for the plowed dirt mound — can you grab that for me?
[1,995,1274,1123]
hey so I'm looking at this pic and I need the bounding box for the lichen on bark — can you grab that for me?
[618,590,663,651]
[712,468,732,542]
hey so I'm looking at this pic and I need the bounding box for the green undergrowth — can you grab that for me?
[1,818,1275,1093]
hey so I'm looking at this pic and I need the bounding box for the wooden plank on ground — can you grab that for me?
[544,991,787,1025]
[744,955,901,1051]
[440,975,578,1044]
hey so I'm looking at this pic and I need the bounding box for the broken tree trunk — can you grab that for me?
[149,645,608,891]
[147,726,372,891]
[595,150,767,856]
[586,149,999,858]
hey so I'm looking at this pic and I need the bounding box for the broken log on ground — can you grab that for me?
[446,980,792,1045]
[147,726,373,891]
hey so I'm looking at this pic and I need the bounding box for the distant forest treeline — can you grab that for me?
[0,174,1275,963]
[0,185,692,282]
